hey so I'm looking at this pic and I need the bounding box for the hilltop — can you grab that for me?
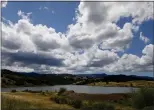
[1,69,154,88]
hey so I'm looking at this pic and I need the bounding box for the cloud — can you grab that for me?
[140,32,150,44]
[77,2,153,24]
[87,49,119,67]
[2,11,70,72]
[52,10,55,14]
[44,6,49,10]
[103,44,154,73]
[17,10,32,21]
[140,44,154,66]
[1,0,7,8]
[39,6,49,10]
[2,65,34,73]
[2,48,64,66]
[67,2,153,52]
[39,6,55,14]
[1,2,154,74]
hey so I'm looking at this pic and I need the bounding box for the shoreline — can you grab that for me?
[2,80,154,89]
[1,84,140,89]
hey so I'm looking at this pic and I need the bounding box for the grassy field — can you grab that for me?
[52,88,154,110]
[1,91,133,110]
[1,92,75,110]
[88,80,154,87]
[1,87,154,110]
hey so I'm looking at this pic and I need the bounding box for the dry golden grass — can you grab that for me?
[1,91,136,110]
[88,80,154,87]
[2,92,75,110]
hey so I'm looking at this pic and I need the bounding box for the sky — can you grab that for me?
[1,1,154,77]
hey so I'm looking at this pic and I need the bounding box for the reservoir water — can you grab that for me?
[1,85,138,94]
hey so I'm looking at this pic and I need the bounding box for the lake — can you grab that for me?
[1,85,138,94]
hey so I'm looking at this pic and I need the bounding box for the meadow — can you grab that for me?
[1,87,154,110]
[1,91,74,110]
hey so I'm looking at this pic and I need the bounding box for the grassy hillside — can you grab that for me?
[2,69,154,88]
[1,69,78,87]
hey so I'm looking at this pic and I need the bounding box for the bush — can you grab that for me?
[52,96,82,109]
[11,89,17,92]
[41,91,46,96]
[22,89,42,93]
[132,88,154,109]
[58,88,67,95]
[142,106,154,110]
[53,95,115,109]
[71,100,82,109]
[106,81,109,84]
[53,96,67,104]
[130,83,133,87]
[22,89,29,92]
[82,102,115,110]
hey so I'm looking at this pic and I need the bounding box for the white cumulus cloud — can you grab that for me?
[140,32,150,44]
[1,2,154,74]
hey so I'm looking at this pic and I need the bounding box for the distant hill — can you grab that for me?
[1,69,78,88]
[1,69,154,87]
[102,74,154,82]
[77,73,154,81]
[77,73,107,78]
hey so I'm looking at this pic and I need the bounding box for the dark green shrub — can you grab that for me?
[22,89,29,92]
[58,88,67,95]
[11,89,17,92]
[46,90,49,93]
[22,89,43,93]
[71,100,82,109]
[106,81,109,84]
[52,96,82,109]
[41,91,46,95]
[52,96,61,104]
[142,106,154,110]
[66,98,73,105]
[82,102,115,110]
[130,83,133,87]
[60,97,68,104]
[132,88,154,109]
[52,96,67,104]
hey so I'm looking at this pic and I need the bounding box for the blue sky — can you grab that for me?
[116,17,153,57]
[1,2,154,76]
[2,2,79,32]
